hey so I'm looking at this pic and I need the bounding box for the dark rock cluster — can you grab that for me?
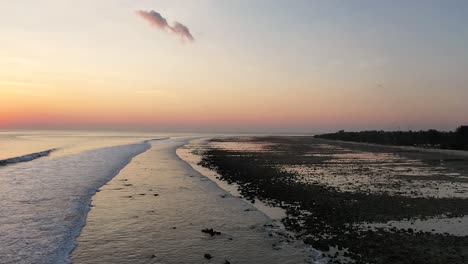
[198,136,468,264]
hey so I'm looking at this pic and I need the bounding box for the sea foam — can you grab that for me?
[0,142,150,264]
[0,149,56,166]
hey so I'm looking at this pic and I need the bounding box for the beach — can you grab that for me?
[0,134,316,264]
[72,137,314,263]
[1,133,467,263]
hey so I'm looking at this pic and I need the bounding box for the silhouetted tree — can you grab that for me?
[315,126,468,150]
[456,126,468,137]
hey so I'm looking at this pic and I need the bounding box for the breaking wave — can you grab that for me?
[0,149,56,166]
[0,141,153,264]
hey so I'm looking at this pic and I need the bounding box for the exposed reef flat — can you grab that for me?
[191,136,468,264]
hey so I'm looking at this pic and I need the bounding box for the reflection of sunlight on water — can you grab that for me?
[210,141,277,152]
[278,143,468,199]
[0,131,166,160]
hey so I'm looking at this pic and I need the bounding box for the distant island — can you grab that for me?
[315,126,468,151]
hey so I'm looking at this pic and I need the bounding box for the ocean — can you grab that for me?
[0,132,316,264]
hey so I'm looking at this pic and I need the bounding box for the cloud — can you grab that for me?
[136,10,194,42]
[171,22,194,42]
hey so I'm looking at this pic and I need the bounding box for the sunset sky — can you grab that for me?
[1,0,467,133]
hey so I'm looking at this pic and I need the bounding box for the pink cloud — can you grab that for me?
[171,22,194,42]
[136,10,194,42]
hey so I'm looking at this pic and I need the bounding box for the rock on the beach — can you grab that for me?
[201,228,222,236]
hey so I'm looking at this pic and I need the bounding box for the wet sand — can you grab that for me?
[72,138,314,264]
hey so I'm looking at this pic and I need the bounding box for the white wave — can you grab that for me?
[0,142,151,264]
[0,149,56,166]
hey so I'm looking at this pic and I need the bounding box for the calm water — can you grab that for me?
[0,131,166,161]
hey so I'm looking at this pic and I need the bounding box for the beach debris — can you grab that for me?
[201,228,221,236]
[204,253,213,260]
[154,193,159,196]
[150,254,156,258]
[224,259,231,264]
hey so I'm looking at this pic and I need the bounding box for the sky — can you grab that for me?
[1,0,467,133]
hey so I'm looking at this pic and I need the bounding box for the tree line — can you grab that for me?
[315,126,468,150]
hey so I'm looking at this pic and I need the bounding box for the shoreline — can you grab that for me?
[72,137,317,264]
[176,137,288,222]
[67,140,156,262]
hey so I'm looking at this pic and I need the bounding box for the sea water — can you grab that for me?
[72,138,317,264]
[0,132,317,264]
[0,131,165,161]
[0,132,160,263]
